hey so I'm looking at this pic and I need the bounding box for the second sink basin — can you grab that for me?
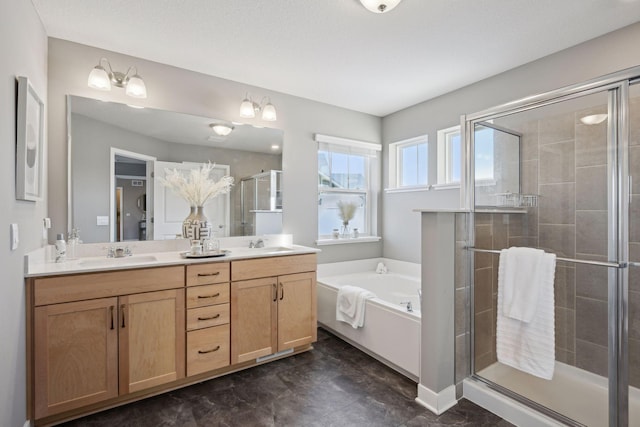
[78,255,158,268]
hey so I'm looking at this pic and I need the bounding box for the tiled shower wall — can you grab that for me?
[471,102,640,387]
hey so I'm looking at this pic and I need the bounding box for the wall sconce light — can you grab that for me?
[359,0,403,13]
[239,94,277,121]
[210,123,234,136]
[88,57,148,99]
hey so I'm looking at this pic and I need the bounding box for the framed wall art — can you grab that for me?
[16,76,44,201]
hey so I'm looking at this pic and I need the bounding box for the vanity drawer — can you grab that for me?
[231,254,317,281]
[186,262,230,286]
[187,325,230,376]
[187,303,230,331]
[186,283,230,308]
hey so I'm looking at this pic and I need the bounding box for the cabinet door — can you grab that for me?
[231,277,277,364]
[119,289,185,394]
[277,272,317,351]
[34,298,118,419]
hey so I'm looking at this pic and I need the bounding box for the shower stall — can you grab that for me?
[462,67,640,426]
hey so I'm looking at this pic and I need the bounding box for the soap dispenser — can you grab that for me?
[55,233,67,263]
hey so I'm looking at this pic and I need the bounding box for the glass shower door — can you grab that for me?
[469,88,622,426]
[627,81,640,426]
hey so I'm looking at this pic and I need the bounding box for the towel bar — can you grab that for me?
[465,247,624,268]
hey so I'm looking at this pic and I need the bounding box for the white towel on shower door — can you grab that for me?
[496,247,557,380]
[336,285,376,329]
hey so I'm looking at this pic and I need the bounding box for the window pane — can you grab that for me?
[318,150,331,187]
[318,192,367,236]
[331,152,350,188]
[449,133,461,183]
[417,142,428,185]
[348,154,366,190]
[401,145,418,186]
[475,128,494,180]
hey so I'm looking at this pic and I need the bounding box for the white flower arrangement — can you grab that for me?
[159,162,234,207]
[337,200,358,224]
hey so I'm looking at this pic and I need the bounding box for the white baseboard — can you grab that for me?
[415,383,458,415]
[24,420,33,427]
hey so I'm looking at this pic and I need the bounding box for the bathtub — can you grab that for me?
[317,258,421,380]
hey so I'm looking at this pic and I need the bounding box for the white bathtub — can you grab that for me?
[317,258,421,380]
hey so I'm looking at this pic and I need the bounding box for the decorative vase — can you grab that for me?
[340,221,350,238]
[182,206,212,241]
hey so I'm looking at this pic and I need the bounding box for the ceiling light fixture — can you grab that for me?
[359,0,403,13]
[88,57,148,99]
[239,94,277,121]
[579,114,608,125]
[210,123,234,136]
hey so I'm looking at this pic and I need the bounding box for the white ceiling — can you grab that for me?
[32,0,640,117]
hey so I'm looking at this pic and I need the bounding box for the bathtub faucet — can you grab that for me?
[400,301,413,312]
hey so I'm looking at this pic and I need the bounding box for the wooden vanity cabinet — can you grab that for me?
[185,262,231,376]
[230,254,317,365]
[30,266,185,420]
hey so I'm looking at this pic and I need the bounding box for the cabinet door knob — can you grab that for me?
[197,314,221,321]
[198,345,221,354]
[197,292,221,299]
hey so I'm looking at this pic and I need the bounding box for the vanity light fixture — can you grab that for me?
[88,58,148,99]
[239,94,277,121]
[579,114,608,125]
[210,123,234,136]
[359,0,403,13]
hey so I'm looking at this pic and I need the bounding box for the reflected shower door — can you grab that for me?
[470,89,620,426]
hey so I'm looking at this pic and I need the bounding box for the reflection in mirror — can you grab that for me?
[68,95,284,243]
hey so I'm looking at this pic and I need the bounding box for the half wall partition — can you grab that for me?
[462,67,640,427]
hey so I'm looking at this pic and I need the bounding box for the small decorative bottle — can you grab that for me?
[352,228,359,238]
[55,234,67,263]
[340,221,350,238]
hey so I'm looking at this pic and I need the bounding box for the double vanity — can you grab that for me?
[25,241,318,426]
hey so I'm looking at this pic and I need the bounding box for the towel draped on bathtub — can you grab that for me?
[336,285,376,328]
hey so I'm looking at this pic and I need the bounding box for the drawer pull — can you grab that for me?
[120,304,126,328]
[279,283,284,301]
[197,313,221,321]
[198,345,221,354]
[110,306,114,330]
[198,293,221,299]
[272,283,277,302]
[198,272,221,277]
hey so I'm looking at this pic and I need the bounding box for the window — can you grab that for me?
[437,126,462,185]
[388,135,428,189]
[316,134,380,241]
[436,124,495,186]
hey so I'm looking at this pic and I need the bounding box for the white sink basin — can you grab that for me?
[230,246,294,256]
[78,255,158,268]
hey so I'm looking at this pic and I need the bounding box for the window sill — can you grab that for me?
[385,186,431,194]
[432,183,460,190]
[316,236,382,246]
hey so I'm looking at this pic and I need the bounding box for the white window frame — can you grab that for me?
[315,134,381,245]
[387,134,429,191]
[436,125,462,188]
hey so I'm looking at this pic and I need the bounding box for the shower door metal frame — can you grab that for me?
[462,66,640,427]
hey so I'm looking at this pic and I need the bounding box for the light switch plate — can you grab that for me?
[10,223,19,251]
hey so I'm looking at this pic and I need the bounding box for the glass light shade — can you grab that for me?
[212,124,233,136]
[240,98,256,118]
[125,74,147,98]
[261,103,277,121]
[87,65,111,91]
[580,114,608,125]
[359,0,402,13]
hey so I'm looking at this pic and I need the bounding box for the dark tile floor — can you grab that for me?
[61,328,512,426]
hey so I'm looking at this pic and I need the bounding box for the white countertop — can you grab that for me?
[26,242,319,278]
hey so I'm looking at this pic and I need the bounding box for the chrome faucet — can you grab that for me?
[249,239,265,248]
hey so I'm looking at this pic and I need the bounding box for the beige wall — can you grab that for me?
[0,1,48,425]
[47,38,383,263]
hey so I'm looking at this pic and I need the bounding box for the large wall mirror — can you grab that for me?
[68,95,284,244]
